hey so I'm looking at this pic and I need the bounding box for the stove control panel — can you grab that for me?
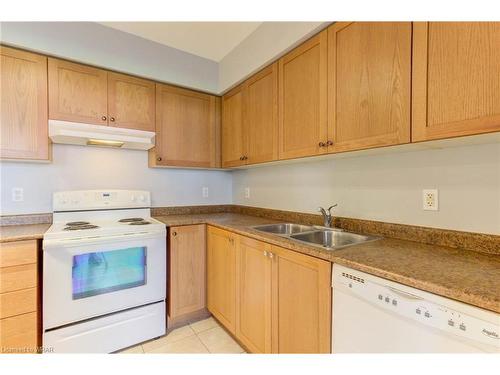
[54,190,151,211]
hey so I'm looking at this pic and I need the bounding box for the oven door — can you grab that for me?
[43,232,166,330]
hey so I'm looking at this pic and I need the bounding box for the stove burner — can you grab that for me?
[119,218,145,223]
[66,221,91,226]
[63,224,99,231]
[129,221,151,225]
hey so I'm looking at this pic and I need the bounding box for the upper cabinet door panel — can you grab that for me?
[246,63,279,165]
[48,58,108,125]
[1,46,49,160]
[155,84,217,168]
[412,22,500,141]
[278,31,328,160]
[107,72,155,132]
[328,22,411,152]
[222,85,246,167]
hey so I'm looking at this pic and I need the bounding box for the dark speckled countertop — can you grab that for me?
[1,212,498,313]
[0,223,50,242]
[155,213,500,314]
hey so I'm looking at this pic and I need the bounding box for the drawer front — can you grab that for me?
[0,240,37,267]
[0,264,38,293]
[0,288,37,319]
[0,312,38,353]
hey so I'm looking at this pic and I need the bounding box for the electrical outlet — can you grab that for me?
[422,189,438,211]
[244,187,250,199]
[12,188,24,202]
[202,187,209,198]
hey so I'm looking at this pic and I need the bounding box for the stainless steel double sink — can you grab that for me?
[251,223,381,251]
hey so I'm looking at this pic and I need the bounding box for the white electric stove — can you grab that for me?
[43,190,167,353]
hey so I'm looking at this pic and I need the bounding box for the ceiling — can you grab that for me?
[100,22,262,62]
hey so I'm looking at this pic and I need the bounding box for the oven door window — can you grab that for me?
[72,247,146,300]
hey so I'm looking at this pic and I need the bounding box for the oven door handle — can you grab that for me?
[43,230,166,249]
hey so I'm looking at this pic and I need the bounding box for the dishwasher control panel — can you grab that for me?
[333,265,500,349]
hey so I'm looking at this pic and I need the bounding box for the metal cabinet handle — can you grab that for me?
[268,252,274,259]
[263,250,268,257]
[110,117,116,122]
[157,157,162,162]
[243,156,248,160]
[101,115,107,121]
[172,231,177,237]
[327,140,333,146]
[318,142,326,147]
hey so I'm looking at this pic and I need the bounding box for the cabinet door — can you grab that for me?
[222,84,247,167]
[278,31,328,160]
[246,63,279,164]
[271,245,331,353]
[328,22,411,152]
[0,46,49,160]
[207,226,237,334]
[169,225,206,320]
[0,312,38,353]
[236,236,272,353]
[412,22,500,141]
[107,72,155,132]
[48,58,108,125]
[154,84,218,168]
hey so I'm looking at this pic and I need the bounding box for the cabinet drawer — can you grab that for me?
[0,288,37,319]
[0,240,37,267]
[0,264,37,293]
[0,312,38,353]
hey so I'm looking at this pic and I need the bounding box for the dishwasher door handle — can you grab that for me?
[386,286,423,301]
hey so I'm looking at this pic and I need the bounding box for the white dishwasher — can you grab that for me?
[332,264,500,353]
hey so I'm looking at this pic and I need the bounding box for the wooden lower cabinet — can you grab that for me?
[236,236,272,353]
[168,225,207,325]
[206,226,332,353]
[0,240,39,353]
[0,312,38,354]
[271,245,332,353]
[207,226,237,334]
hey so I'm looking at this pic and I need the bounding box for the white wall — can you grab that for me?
[0,145,232,215]
[218,22,328,92]
[0,22,219,93]
[232,143,500,235]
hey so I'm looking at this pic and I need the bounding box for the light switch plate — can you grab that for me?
[202,187,209,198]
[423,189,438,211]
[244,187,250,199]
[12,187,24,202]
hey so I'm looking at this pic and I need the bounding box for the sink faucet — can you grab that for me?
[318,204,337,227]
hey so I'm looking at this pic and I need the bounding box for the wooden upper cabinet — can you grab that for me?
[328,22,411,152]
[412,22,500,141]
[152,84,219,168]
[222,84,246,167]
[48,58,108,125]
[168,225,206,321]
[1,46,49,161]
[207,226,237,334]
[236,236,272,353]
[107,72,155,131]
[278,30,328,160]
[245,63,279,164]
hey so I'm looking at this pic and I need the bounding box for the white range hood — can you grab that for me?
[48,120,155,150]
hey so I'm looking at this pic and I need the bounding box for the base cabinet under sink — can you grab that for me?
[206,225,332,353]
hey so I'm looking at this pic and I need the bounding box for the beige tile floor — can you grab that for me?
[118,317,246,354]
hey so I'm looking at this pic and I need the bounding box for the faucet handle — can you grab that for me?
[327,204,338,212]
